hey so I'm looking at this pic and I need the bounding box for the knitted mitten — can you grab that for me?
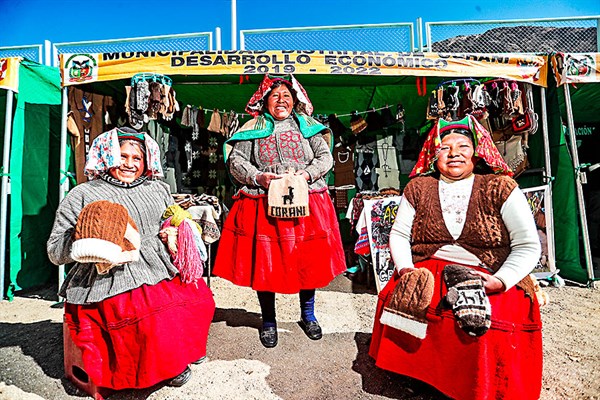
[443,264,492,337]
[380,268,435,339]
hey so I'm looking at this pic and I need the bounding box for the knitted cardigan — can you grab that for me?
[403,174,517,273]
[47,178,177,304]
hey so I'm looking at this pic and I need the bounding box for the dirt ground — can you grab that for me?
[0,274,599,400]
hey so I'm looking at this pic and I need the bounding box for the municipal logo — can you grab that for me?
[66,54,98,83]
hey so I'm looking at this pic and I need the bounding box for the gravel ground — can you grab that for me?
[0,274,599,400]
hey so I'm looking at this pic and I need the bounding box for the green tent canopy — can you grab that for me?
[1,59,62,300]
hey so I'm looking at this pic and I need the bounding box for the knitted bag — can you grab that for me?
[70,200,141,275]
[267,170,309,218]
[380,268,435,339]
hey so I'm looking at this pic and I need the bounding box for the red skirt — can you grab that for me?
[64,276,215,390]
[369,259,542,400]
[213,190,346,294]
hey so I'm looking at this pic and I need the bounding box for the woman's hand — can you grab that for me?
[397,266,417,278]
[469,270,505,294]
[159,227,178,255]
[255,172,281,188]
[295,169,310,182]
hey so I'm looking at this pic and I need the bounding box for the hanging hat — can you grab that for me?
[380,106,396,128]
[84,127,164,179]
[328,114,348,139]
[409,115,512,178]
[227,111,240,136]
[380,268,435,339]
[245,74,313,117]
[395,103,405,123]
[366,109,384,132]
[350,111,368,135]
[207,109,222,133]
[70,200,141,274]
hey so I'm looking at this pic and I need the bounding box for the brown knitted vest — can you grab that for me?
[404,174,517,273]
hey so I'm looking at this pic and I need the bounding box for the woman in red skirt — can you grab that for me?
[47,128,215,392]
[369,116,543,400]
[213,74,346,348]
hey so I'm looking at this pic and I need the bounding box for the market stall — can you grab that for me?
[552,52,600,284]
[58,49,558,290]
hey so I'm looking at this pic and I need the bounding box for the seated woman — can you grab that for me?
[369,116,542,400]
[47,127,215,392]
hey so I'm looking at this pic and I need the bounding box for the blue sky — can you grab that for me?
[1,0,597,50]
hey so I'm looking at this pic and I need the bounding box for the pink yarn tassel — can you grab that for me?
[161,217,204,284]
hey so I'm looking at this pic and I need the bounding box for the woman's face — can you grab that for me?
[436,132,475,181]
[109,141,145,183]
[266,85,294,120]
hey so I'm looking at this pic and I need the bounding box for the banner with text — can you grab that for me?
[552,52,600,85]
[60,50,548,87]
[0,57,20,93]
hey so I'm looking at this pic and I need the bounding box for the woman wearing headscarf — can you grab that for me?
[47,127,215,392]
[213,74,346,348]
[369,115,543,400]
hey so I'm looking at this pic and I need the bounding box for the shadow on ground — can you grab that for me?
[352,332,449,400]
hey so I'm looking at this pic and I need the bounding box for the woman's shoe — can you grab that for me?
[300,320,323,340]
[259,326,278,348]
[167,366,192,387]
[192,355,207,365]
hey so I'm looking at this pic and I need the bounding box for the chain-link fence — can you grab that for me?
[241,23,415,52]
[0,45,43,63]
[52,32,216,67]
[426,16,599,53]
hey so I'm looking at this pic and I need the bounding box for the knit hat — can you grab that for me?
[328,114,347,139]
[380,268,435,339]
[71,200,141,275]
[443,264,492,337]
[350,111,368,135]
[207,109,222,133]
[366,109,383,132]
[380,106,395,128]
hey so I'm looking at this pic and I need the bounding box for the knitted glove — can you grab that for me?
[443,264,492,337]
[380,268,435,339]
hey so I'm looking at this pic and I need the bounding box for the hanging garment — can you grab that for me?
[333,143,355,188]
[355,141,379,191]
[68,87,114,184]
[376,134,400,189]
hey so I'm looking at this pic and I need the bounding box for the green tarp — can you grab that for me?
[3,60,61,300]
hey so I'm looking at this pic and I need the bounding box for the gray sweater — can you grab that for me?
[47,178,178,304]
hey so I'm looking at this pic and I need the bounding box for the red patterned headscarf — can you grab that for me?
[409,115,513,178]
[245,74,313,117]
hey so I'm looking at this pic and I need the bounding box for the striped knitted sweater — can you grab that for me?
[47,178,177,304]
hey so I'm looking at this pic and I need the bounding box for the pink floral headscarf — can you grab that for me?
[84,128,164,179]
[245,74,313,117]
[410,115,513,178]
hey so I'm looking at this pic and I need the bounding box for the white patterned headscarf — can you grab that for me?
[84,127,164,179]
